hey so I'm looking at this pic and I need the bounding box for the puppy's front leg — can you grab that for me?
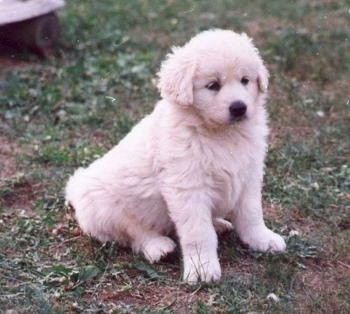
[166,192,221,284]
[234,180,286,252]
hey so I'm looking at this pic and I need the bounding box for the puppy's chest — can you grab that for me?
[204,147,250,211]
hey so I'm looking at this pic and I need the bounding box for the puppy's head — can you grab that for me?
[157,29,269,127]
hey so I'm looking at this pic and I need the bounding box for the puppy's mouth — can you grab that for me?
[230,115,247,123]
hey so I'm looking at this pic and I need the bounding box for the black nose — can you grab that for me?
[229,101,247,119]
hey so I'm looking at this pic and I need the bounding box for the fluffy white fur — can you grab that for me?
[65,29,286,283]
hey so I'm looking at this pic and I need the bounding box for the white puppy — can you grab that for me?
[65,29,286,283]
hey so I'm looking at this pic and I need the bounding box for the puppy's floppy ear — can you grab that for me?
[157,47,196,106]
[257,63,269,93]
[240,32,269,93]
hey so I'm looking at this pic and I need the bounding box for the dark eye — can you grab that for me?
[241,77,249,86]
[206,81,221,91]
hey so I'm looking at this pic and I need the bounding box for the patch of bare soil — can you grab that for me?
[0,178,40,213]
[0,136,19,179]
[91,277,217,313]
[0,55,33,78]
[298,262,349,293]
[294,259,350,313]
[0,136,39,213]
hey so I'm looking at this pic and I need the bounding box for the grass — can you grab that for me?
[0,0,349,312]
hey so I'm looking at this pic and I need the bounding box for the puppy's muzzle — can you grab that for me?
[229,101,247,121]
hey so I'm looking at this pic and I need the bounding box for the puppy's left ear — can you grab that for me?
[240,33,269,93]
[257,63,269,93]
[157,47,196,106]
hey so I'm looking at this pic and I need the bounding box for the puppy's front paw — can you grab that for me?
[142,236,176,263]
[241,226,286,252]
[183,254,221,284]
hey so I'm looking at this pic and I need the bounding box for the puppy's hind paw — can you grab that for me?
[141,236,176,263]
[213,218,233,234]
